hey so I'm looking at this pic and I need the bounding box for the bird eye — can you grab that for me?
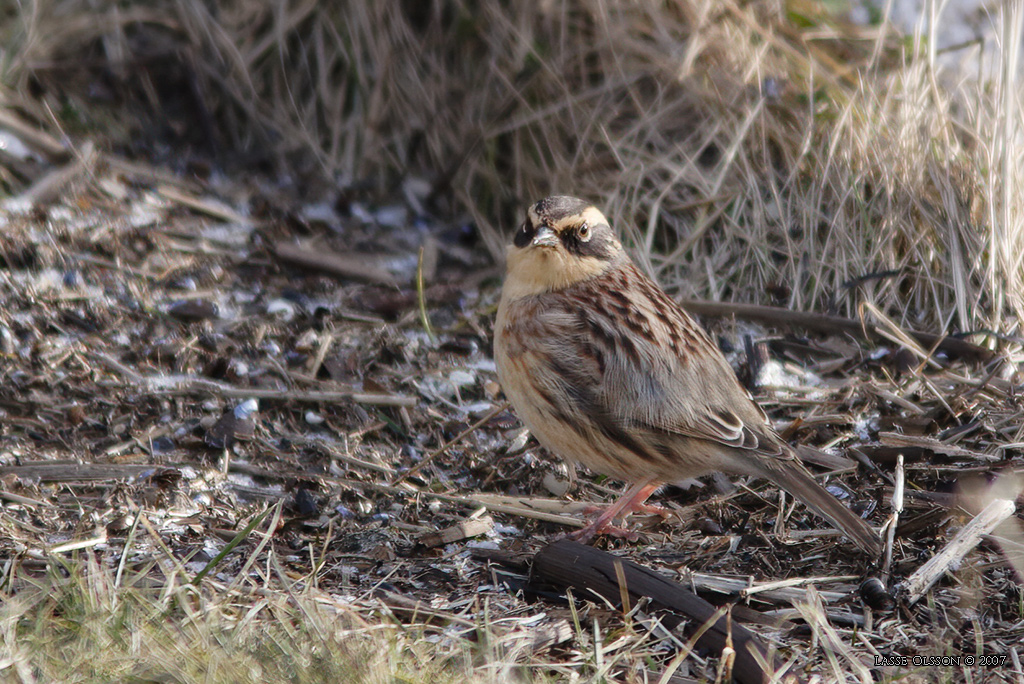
[577,223,591,241]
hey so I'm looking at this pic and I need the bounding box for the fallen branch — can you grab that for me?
[679,299,994,363]
[530,540,778,684]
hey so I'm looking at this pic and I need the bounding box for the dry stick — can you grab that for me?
[678,299,994,363]
[739,575,859,601]
[268,433,396,476]
[391,401,510,486]
[197,385,417,407]
[273,241,401,286]
[232,446,581,531]
[229,459,583,528]
[878,432,1001,462]
[0,107,69,159]
[49,534,107,554]
[882,454,904,585]
[15,141,98,205]
[898,498,1018,605]
[863,301,944,371]
[327,475,586,529]
[89,350,416,407]
[677,571,849,606]
[0,490,50,507]
[156,184,252,225]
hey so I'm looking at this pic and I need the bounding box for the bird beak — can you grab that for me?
[532,225,559,248]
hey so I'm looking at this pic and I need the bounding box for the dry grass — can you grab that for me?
[3,0,1023,335]
[0,551,554,683]
[3,1,1024,682]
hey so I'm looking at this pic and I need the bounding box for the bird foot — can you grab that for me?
[580,501,672,519]
[564,480,665,543]
[566,520,640,544]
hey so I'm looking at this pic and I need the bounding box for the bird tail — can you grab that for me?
[756,455,881,556]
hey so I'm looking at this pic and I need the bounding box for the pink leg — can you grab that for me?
[570,480,662,543]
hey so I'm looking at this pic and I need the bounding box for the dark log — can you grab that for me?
[531,540,784,684]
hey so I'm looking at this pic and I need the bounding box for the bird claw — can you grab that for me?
[581,501,671,519]
[566,520,640,543]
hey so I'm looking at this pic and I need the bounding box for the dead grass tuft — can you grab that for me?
[3,0,1023,333]
[0,553,538,683]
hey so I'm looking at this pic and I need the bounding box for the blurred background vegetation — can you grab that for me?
[2,0,1021,336]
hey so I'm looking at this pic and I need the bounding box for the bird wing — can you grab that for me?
[541,275,785,460]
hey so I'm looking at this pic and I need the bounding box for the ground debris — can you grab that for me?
[2,155,1024,682]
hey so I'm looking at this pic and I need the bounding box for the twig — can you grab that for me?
[0,490,51,507]
[417,245,435,341]
[161,384,416,407]
[0,106,69,159]
[156,184,252,225]
[391,401,509,485]
[531,540,775,684]
[274,241,400,285]
[48,534,107,554]
[326,476,586,529]
[861,302,946,373]
[13,141,98,205]
[882,454,904,584]
[677,570,850,605]
[878,432,1001,461]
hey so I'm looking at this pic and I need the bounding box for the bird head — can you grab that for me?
[504,196,624,296]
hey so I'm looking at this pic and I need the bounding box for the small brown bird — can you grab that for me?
[494,196,880,554]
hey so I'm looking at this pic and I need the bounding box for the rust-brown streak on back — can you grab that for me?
[580,262,711,371]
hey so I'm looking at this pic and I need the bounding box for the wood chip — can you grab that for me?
[418,516,494,548]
